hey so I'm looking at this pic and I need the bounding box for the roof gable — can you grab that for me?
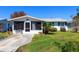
[8,15,42,21]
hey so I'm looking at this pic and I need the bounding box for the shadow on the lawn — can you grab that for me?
[47,32,56,35]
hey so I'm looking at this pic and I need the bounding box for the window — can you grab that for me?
[65,22,67,26]
[31,22,41,30]
[14,21,24,30]
[35,22,41,30]
[52,22,54,26]
[60,22,64,26]
[54,22,58,26]
[58,22,60,26]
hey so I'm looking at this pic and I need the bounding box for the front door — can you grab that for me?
[25,22,30,32]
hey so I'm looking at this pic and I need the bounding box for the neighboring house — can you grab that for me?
[8,15,70,34]
[41,18,69,31]
[0,19,9,32]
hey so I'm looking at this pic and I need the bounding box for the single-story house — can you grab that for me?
[8,15,70,34]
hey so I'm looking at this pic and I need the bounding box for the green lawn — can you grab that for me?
[16,32,79,52]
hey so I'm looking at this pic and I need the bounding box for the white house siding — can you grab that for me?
[22,30,42,34]
[51,22,68,31]
[65,26,68,31]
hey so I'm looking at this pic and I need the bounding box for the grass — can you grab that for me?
[0,32,9,40]
[16,32,79,52]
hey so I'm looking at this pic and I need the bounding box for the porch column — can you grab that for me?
[32,22,35,30]
[41,22,43,30]
[12,21,14,34]
[30,21,31,31]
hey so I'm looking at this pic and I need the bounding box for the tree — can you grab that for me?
[72,9,79,32]
[11,12,18,18]
[18,11,26,17]
[10,11,26,18]
[43,22,51,34]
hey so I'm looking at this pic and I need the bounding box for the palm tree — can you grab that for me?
[43,22,51,34]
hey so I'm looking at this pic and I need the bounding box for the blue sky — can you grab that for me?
[0,6,79,20]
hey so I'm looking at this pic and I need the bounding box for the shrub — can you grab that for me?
[43,22,51,34]
[52,40,79,52]
[72,27,78,32]
[60,27,66,32]
[49,27,57,32]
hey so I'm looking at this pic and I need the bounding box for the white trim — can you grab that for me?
[23,21,25,33]
[23,30,43,34]
[12,21,15,34]
[23,20,31,33]
[8,15,43,21]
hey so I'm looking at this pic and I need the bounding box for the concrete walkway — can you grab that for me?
[0,33,33,52]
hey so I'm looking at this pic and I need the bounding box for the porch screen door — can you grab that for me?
[25,22,30,31]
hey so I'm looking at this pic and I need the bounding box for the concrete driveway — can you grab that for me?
[0,33,33,52]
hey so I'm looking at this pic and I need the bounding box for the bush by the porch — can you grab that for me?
[49,27,57,32]
[60,27,66,32]
[43,22,51,34]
